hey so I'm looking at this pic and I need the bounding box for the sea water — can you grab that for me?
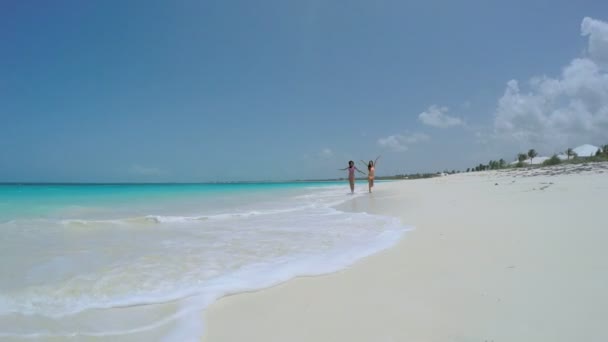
[0,182,409,341]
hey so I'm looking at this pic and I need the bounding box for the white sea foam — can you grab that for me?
[0,185,410,341]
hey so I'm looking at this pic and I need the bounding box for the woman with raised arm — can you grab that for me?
[360,156,381,193]
[339,160,365,194]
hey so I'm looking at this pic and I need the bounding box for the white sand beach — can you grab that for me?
[203,162,608,342]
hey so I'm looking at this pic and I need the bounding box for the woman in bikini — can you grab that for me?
[361,156,381,193]
[339,160,365,194]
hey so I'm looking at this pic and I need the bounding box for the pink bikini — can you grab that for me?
[348,166,356,179]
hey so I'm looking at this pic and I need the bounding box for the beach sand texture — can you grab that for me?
[203,162,608,342]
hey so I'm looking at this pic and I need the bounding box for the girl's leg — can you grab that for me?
[349,179,355,193]
[368,178,372,192]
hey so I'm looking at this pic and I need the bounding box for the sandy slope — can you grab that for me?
[202,163,608,342]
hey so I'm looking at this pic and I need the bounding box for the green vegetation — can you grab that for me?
[517,153,527,162]
[473,163,487,171]
[542,154,561,166]
[465,143,608,174]
[468,158,509,172]
[517,153,528,167]
[528,149,538,164]
[563,154,608,164]
[566,147,577,160]
[369,143,608,181]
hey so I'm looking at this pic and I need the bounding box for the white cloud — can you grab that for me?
[582,17,608,68]
[378,135,408,151]
[318,148,333,158]
[403,132,431,143]
[377,132,430,152]
[418,105,464,128]
[129,164,163,176]
[494,17,608,150]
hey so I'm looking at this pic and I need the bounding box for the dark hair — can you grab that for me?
[368,160,373,170]
[348,160,354,166]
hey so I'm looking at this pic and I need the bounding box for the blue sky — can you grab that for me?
[2,1,608,182]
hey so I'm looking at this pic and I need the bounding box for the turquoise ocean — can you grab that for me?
[0,182,408,341]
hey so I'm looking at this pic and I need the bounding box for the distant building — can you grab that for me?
[511,144,600,164]
[573,144,599,157]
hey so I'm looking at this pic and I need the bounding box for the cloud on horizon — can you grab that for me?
[493,17,608,151]
[377,132,430,152]
[418,105,464,128]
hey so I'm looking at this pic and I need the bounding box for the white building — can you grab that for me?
[572,144,600,157]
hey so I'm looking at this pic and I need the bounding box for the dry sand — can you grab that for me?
[202,162,608,342]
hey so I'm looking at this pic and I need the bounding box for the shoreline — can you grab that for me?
[202,162,608,341]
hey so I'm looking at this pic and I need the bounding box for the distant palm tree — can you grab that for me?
[499,159,506,168]
[516,153,527,167]
[603,145,608,155]
[517,153,527,163]
[566,148,575,160]
[528,149,538,164]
